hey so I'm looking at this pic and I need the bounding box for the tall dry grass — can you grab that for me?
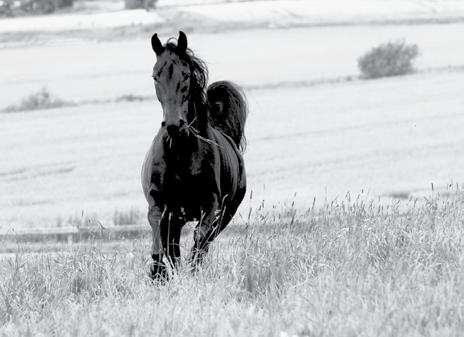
[1,191,464,336]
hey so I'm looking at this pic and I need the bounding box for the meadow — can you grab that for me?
[1,191,464,336]
[2,1,464,335]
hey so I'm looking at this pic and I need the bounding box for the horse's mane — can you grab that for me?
[165,41,208,128]
[165,40,247,151]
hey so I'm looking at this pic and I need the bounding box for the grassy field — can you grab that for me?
[2,3,464,334]
[1,191,464,336]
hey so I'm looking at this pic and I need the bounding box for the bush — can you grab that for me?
[2,88,73,113]
[358,40,419,79]
[124,0,157,10]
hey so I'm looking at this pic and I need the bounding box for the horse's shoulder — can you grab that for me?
[142,129,166,179]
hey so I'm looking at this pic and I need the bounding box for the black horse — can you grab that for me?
[141,31,247,280]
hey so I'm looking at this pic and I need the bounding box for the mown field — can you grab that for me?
[1,68,464,229]
[1,24,464,229]
[1,192,464,336]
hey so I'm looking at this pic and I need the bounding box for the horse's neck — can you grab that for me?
[189,95,209,134]
[171,98,210,169]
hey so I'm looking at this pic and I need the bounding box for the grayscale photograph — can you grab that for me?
[1,0,464,335]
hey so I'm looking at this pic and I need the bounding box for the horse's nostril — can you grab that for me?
[179,119,185,126]
[161,121,166,127]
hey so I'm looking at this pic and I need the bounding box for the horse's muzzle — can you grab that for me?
[166,120,185,138]
[166,124,179,137]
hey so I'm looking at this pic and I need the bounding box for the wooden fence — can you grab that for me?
[0,225,150,244]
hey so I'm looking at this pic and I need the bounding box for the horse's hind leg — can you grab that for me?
[190,188,246,269]
[148,205,168,281]
[191,194,235,270]
[190,198,222,268]
[161,212,183,269]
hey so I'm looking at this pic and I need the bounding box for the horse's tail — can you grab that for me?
[207,81,248,152]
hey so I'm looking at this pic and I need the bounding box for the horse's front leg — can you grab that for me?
[148,205,168,281]
[190,196,221,269]
[161,211,184,269]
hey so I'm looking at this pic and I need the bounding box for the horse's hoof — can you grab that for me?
[188,254,202,274]
[149,262,168,283]
[150,269,168,283]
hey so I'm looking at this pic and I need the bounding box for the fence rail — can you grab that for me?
[0,225,150,243]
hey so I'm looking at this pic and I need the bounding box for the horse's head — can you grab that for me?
[151,31,206,138]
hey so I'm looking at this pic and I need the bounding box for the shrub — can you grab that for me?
[358,40,419,79]
[2,88,73,113]
[124,0,157,10]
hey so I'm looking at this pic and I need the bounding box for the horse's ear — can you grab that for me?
[177,31,188,53]
[151,33,165,55]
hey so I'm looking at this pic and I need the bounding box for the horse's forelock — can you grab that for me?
[162,41,209,128]
[164,43,207,79]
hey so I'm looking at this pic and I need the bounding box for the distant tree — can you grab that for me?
[0,0,74,16]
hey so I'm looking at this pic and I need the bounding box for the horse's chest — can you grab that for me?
[141,136,203,207]
[155,167,204,210]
